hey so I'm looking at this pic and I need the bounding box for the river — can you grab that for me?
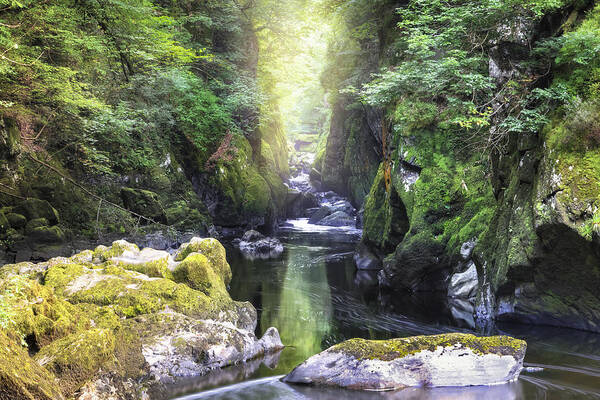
[162,215,600,400]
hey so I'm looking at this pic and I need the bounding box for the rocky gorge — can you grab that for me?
[1,0,600,398]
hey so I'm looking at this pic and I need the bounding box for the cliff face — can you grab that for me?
[0,1,288,262]
[320,1,600,332]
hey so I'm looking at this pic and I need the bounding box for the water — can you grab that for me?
[168,221,600,400]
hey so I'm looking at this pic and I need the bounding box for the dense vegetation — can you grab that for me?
[313,0,600,332]
[0,0,298,257]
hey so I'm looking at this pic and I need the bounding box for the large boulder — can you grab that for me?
[175,237,232,285]
[16,198,59,225]
[0,238,283,399]
[284,333,526,390]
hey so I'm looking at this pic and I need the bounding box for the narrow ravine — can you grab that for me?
[162,156,600,400]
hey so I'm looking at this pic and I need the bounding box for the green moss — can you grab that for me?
[93,240,140,262]
[175,238,232,284]
[34,328,115,396]
[363,164,409,253]
[15,199,59,225]
[6,213,27,229]
[332,333,526,361]
[25,218,49,233]
[172,253,228,297]
[0,275,88,349]
[0,331,64,400]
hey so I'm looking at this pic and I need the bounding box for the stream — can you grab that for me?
[164,160,600,400]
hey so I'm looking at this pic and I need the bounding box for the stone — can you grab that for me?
[6,213,26,229]
[284,333,526,390]
[241,230,264,242]
[25,217,49,234]
[238,231,284,260]
[448,262,479,299]
[174,237,232,284]
[317,211,355,227]
[354,242,382,270]
[28,225,65,244]
[329,200,355,216]
[308,205,331,224]
[120,187,167,224]
[16,198,59,225]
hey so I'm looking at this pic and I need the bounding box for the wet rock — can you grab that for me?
[317,211,355,227]
[308,206,331,224]
[284,333,526,390]
[354,242,381,271]
[286,190,319,219]
[238,230,284,259]
[329,200,355,216]
[448,262,478,299]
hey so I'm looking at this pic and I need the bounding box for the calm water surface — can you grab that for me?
[167,220,600,400]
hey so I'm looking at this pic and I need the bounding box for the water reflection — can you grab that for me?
[167,223,600,400]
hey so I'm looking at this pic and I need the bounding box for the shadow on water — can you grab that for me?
[166,221,600,400]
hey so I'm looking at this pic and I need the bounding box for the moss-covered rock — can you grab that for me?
[0,331,64,400]
[0,117,21,159]
[93,240,140,262]
[284,333,526,390]
[0,237,282,398]
[120,187,167,224]
[362,165,409,254]
[0,211,8,235]
[25,217,49,234]
[175,237,232,284]
[28,226,65,244]
[6,213,26,229]
[172,253,228,297]
[16,199,59,226]
[35,329,116,396]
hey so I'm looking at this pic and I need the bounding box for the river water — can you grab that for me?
[165,217,600,400]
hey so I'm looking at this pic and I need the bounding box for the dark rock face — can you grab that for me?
[354,242,381,270]
[120,187,167,224]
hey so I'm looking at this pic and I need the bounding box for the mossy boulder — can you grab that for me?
[16,199,59,225]
[120,187,167,224]
[28,226,65,244]
[172,253,228,297]
[174,237,232,284]
[25,217,49,234]
[0,331,64,400]
[34,329,116,396]
[6,213,26,229]
[93,240,140,262]
[0,238,283,398]
[284,333,526,390]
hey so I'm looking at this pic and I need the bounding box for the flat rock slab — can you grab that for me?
[283,333,526,391]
